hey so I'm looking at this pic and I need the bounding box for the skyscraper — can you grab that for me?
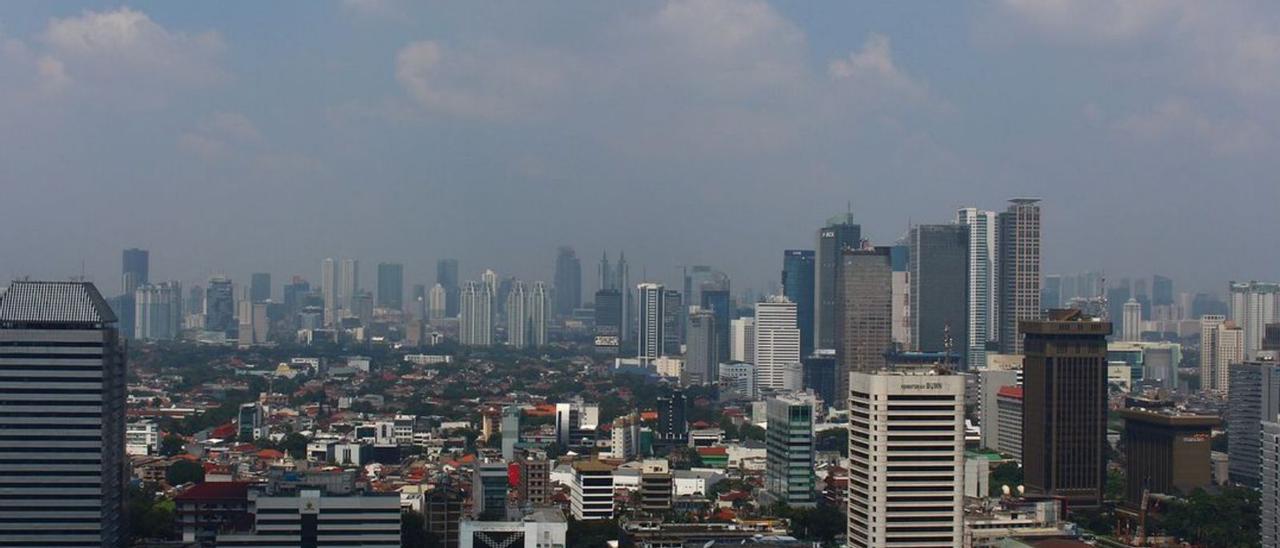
[754,296,801,392]
[506,280,528,348]
[411,283,427,320]
[638,283,666,364]
[120,248,149,338]
[1228,356,1280,487]
[428,283,447,320]
[997,198,1042,354]
[554,246,581,317]
[459,281,493,346]
[1122,298,1143,341]
[700,289,731,364]
[322,257,338,326]
[765,393,816,507]
[908,224,969,363]
[684,307,718,385]
[593,289,622,336]
[0,281,126,546]
[340,258,359,312]
[662,289,682,356]
[848,370,964,548]
[729,317,754,362]
[815,213,862,352]
[135,282,182,341]
[204,276,235,334]
[782,249,816,356]
[1229,281,1280,359]
[1152,275,1174,307]
[529,281,551,346]
[249,272,271,303]
[1021,309,1111,508]
[436,259,460,317]
[958,208,998,368]
[837,247,893,404]
[1201,315,1244,394]
[376,262,404,310]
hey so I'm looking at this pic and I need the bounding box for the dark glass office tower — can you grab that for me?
[436,259,460,317]
[1021,309,1111,509]
[119,248,149,338]
[782,249,816,356]
[376,262,404,310]
[816,215,861,352]
[250,272,271,303]
[0,281,126,546]
[997,198,1041,354]
[909,224,969,365]
[594,289,623,336]
[1152,275,1173,307]
[700,289,731,364]
[554,246,581,317]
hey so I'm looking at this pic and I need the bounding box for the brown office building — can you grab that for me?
[836,246,893,404]
[1119,407,1219,506]
[1021,309,1111,509]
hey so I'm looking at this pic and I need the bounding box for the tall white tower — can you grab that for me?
[1122,298,1143,341]
[638,283,666,364]
[958,207,997,367]
[529,281,551,346]
[427,283,446,320]
[460,280,493,346]
[754,296,801,392]
[848,370,964,548]
[506,280,528,348]
[321,258,338,326]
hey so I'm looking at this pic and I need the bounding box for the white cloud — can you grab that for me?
[828,34,924,98]
[1115,97,1271,156]
[395,40,569,119]
[43,7,226,89]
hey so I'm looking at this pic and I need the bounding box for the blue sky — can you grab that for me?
[1,1,1277,297]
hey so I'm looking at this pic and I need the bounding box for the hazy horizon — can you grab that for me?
[3,1,1279,297]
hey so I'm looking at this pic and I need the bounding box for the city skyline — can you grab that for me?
[3,2,1279,294]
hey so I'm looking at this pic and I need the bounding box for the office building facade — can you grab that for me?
[837,247,893,405]
[0,281,126,547]
[816,214,861,353]
[909,224,969,363]
[638,283,666,364]
[1021,309,1111,508]
[765,394,816,507]
[460,281,493,346]
[958,208,998,368]
[754,296,801,392]
[553,247,581,317]
[848,371,964,548]
[1228,357,1280,487]
[997,198,1042,354]
[782,250,816,356]
[684,308,718,385]
[376,262,404,310]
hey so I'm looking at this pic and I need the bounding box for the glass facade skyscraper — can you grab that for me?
[782,249,816,356]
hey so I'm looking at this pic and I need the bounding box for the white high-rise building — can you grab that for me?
[506,281,529,348]
[1230,281,1280,359]
[1122,298,1143,341]
[1201,315,1244,394]
[340,258,360,314]
[321,258,338,325]
[459,281,493,346]
[848,370,964,548]
[135,281,182,340]
[571,461,615,520]
[482,269,498,300]
[730,317,755,363]
[529,281,551,346]
[638,283,666,364]
[754,296,801,392]
[958,207,998,367]
[428,283,447,320]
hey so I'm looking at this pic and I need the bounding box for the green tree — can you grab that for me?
[1105,469,1125,501]
[166,460,205,485]
[278,432,309,459]
[989,461,1022,496]
[1161,487,1261,547]
[401,510,428,548]
[159,434,185,457]
[567,518,618,548]
[125,484,176,541]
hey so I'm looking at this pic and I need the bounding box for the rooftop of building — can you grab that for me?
[1118,406,1221,427]
[0,280,116,324]
[174,481,257,502]
[998,386,1024,400]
